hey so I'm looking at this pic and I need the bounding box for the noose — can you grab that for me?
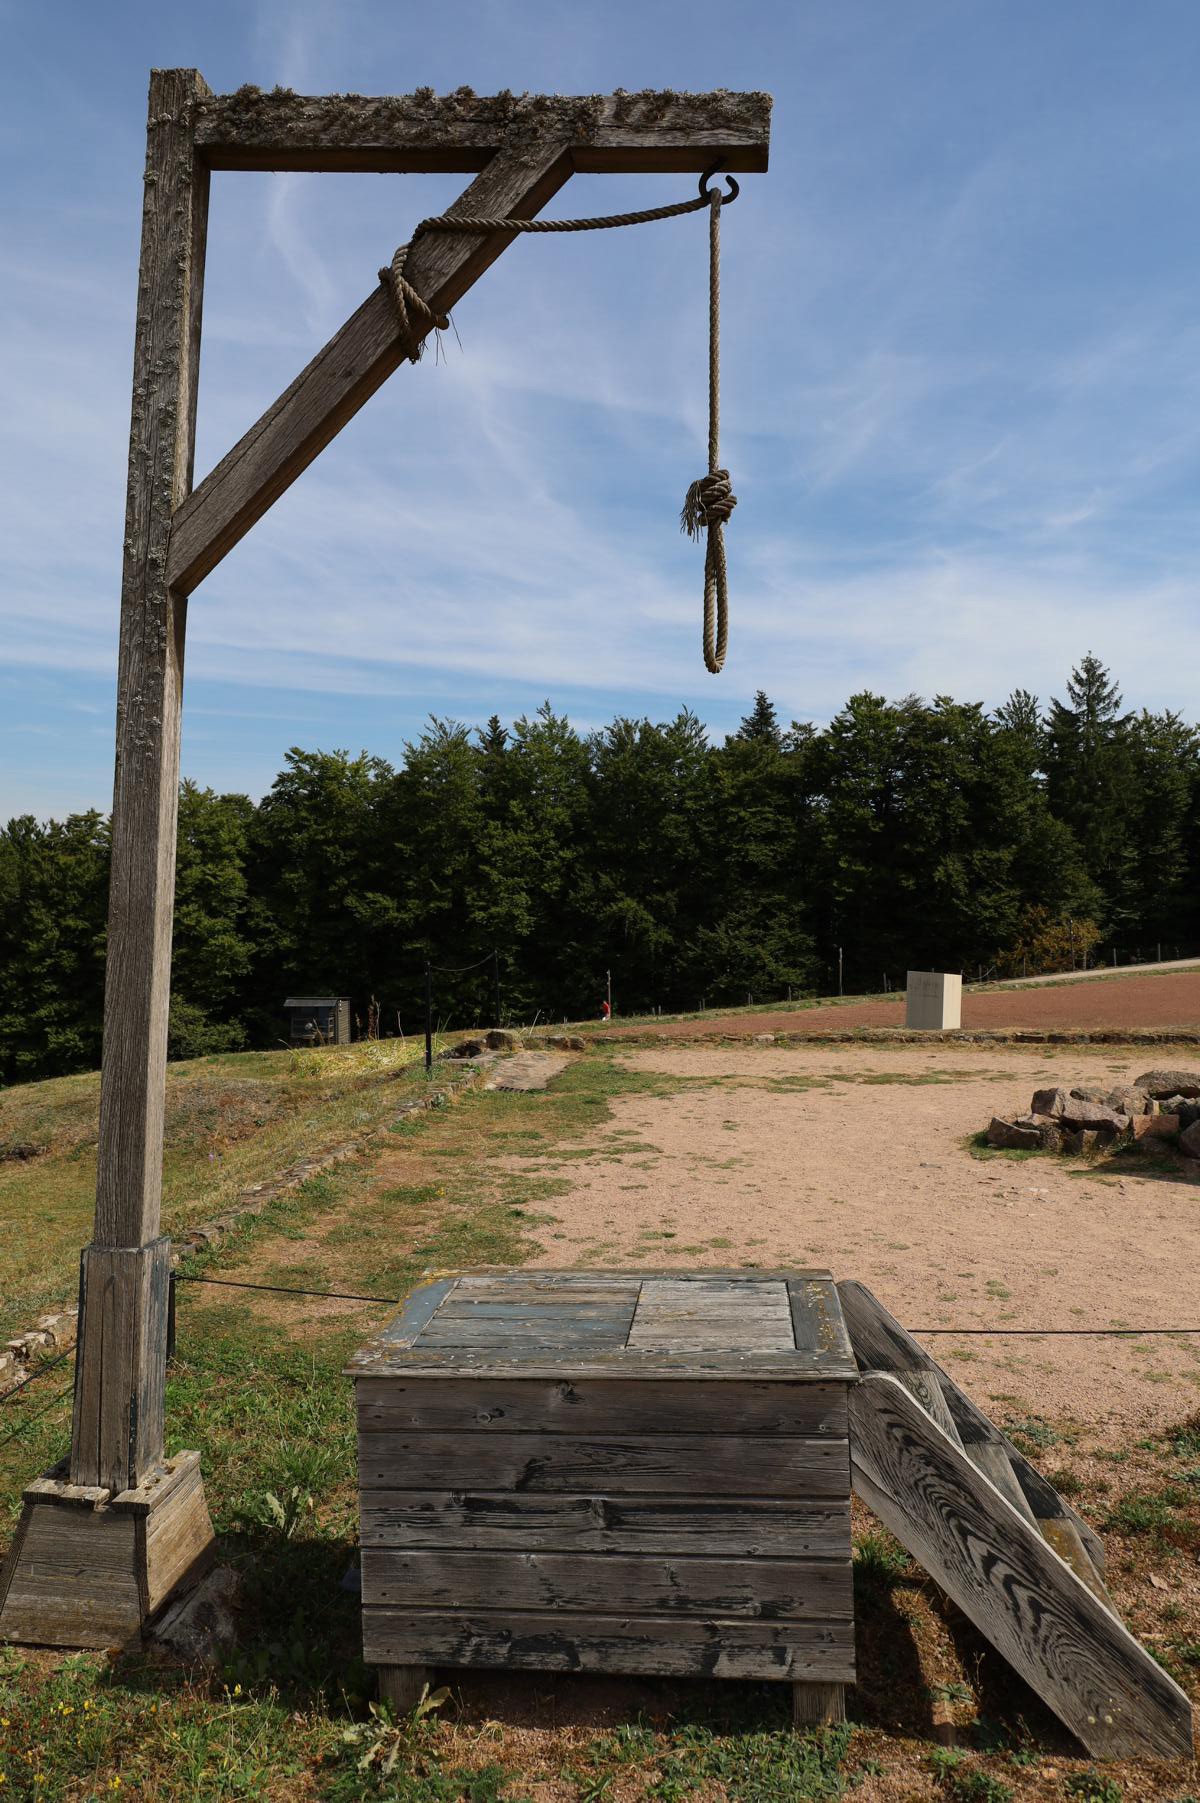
[380,167,740,673]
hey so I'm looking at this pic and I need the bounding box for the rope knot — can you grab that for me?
[379,242,450,363]
[680,469,737,539]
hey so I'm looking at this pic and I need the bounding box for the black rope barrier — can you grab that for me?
[0,1382,75,1452]
[0,1348,72,1406]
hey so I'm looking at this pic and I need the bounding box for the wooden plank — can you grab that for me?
[362,1550,852,1619]
[786,1278,858,1378]
[193,87,772,174]
[354,1377,849,1436]
[838,1281,1080,1548]
[0,1499,141,1649]
[362,1608,853,1681]
[353,1348,857,1379]
[74,67,210,1494]
[378,1665,431,1711]
[166,139,574,596]
[849,1374,1192,1761]
[359,1491,851,1557]
[378,1278,458,1347]
[136,1454,217,1616]
[839,1280,1109,1587]
[629,1279,794,1352]
[70,1237,171,1495]
[358,1432,850,1496]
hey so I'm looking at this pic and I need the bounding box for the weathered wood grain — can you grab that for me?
[357,1432,850,1496]
[350,1270,860,1379]
[362,1609,854,1681]
[1,1453,217,1648]
[358,1491,852,1557]
[628,1279,794,1352]
[193,88,772,174]
[167,139,574,596]
[70,1237,171,1495]
[74,67,211,1497]
[94,68,210,1249]
[793,1682,846,1728]
[361,1550,852,1619]
[787,1277,857,1376]
[355,1377,849,1437]
[838,1279,1108,1591]
[378,1665,432,1711]
[849,1374,1192,1761]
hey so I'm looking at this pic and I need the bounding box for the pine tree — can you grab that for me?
[734,691,782,745]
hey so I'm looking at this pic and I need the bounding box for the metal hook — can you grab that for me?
[698,162,740,205]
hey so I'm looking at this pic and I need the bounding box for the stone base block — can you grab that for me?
[0,1451,215,1649]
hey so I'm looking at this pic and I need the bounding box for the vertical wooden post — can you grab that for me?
[70,68,211,1494]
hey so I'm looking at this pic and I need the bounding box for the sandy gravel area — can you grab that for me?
[520,1042,1200,1433]
[621,968,1200,1035]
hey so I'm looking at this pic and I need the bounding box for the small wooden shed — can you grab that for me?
[348,1268,857,1724]
[284,996,351,1046]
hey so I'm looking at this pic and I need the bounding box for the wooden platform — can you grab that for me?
[349,1270,856,1718]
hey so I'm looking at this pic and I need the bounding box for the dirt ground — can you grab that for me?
[622,967,1200,1036]
[514,1041,1200,1431]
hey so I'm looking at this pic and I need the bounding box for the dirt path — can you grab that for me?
[511,1042,1200,1432]
[618,968,1200,1036]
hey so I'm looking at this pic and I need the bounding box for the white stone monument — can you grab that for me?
[905,970,962,1030]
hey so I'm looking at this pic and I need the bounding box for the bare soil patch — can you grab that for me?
[512,1042,1200,1431]
[625,968,1200,1036]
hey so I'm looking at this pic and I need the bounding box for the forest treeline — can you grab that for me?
[2,656,1197,1086]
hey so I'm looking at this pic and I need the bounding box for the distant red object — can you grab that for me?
[600,999,611,1022]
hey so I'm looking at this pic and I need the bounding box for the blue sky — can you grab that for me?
[3,0,1200,818]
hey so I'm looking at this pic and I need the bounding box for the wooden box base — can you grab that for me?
[0,1451,216,1649]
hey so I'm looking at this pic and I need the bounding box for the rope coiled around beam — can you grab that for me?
[380,172,739,672]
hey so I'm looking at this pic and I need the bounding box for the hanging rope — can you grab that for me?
[380,167,740,673]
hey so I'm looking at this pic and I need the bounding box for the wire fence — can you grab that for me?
[4,1269,1199,1458]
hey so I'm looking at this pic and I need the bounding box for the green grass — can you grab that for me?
[0,1039,430,1339]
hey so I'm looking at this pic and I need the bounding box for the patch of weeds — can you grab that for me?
[1064,1772,1123,1803]
[1103,1488,1192,1542]
[928,1747,1014,1803]
[1006,1417,1064,1453]
[854,1530,912,1603]
[647,1719,851,1801]
[985,1280,1012,1300]
[965,1132,1044,1162]
[1044,1465,1084,1497]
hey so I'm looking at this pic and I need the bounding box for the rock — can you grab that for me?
[1059,1098,1129,1133]
[1132,1069,1200,1100]
[546,1034,585,1052]
[1014,1113,1064,1151]
[1133,1113,1180,1140]
[1180,1120,1200,1159]
[987,1117,1043,1150]
[486,1028,520,1051]
[753,1033,776,1045]
[1104,1085,1150,1116]
[445,1036,487,1059]
[1030,1087,1069,1117]
[1061,1128,1101,1157]
[1135,1135,1176,1158]
[1163,1098,1200,1130]
[153,1565,240,1664]
[1068,1086,1108,1104]
[1181,1158,1200,1181]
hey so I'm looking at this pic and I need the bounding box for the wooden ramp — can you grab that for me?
[839,1282,1193,1762]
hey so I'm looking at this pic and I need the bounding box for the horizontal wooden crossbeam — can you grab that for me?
[194,86,772,173]
[168,88,772,597]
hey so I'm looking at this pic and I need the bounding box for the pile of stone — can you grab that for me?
[987,1068,1200,1164]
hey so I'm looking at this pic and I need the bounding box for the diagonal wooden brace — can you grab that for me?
[166,140,574,596]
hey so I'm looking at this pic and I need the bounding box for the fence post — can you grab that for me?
[492,949,501,1031]
[424,962,433,1073]
[837,946,843,997]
